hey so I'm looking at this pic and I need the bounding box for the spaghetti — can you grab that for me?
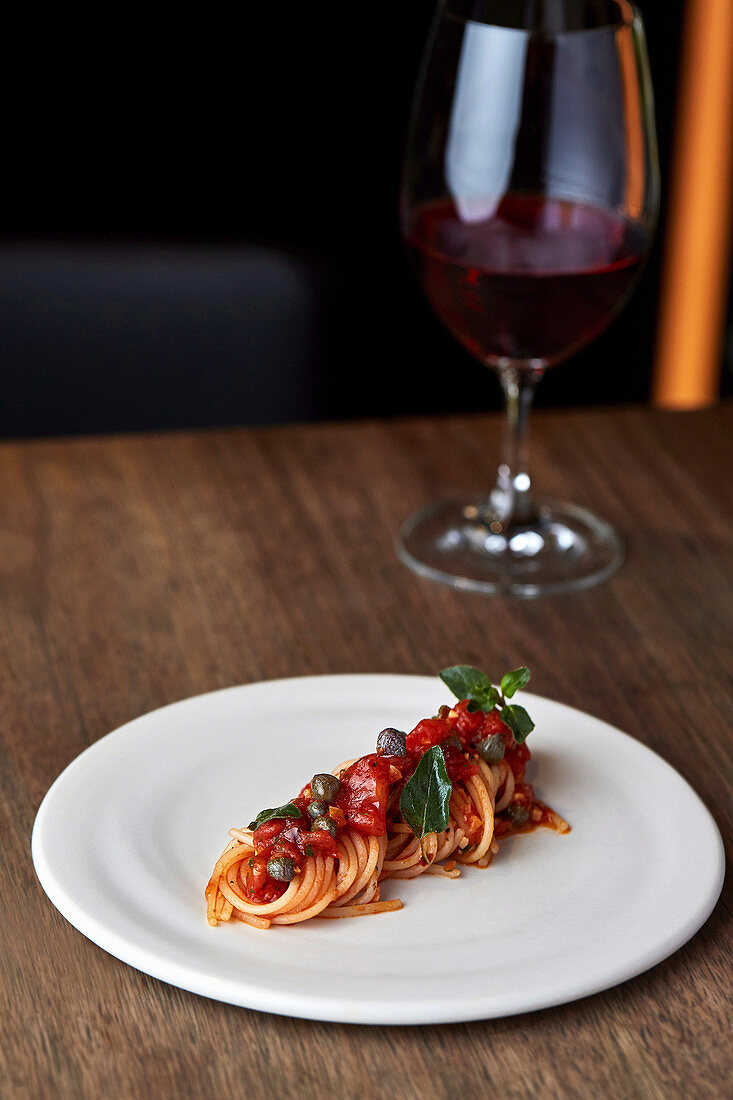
[205,669,569,929]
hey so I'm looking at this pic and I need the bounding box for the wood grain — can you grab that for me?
[0,406,730,1100]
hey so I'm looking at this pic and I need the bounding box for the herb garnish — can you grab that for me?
[439,665,501,713]
[440,664,535,743]
[399,745,452,860]
[248,802,301,830]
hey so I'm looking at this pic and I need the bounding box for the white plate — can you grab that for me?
[32,675,724,1025]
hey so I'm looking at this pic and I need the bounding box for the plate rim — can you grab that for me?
[31,673,726,1025]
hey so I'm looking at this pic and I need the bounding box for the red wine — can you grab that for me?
[407,194,649,367]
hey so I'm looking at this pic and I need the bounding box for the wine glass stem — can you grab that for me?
[488,366,543,528]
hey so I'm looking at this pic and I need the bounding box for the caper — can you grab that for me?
[506,803,530,828]
[443,734,462,749]
[307,799,328,819]
[376,727,407,756]
[266,856,296,882]
[312,815,338,838]
[477,733,505,763]
[310,773,341,803]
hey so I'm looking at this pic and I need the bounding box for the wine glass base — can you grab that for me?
[396,497,624,598]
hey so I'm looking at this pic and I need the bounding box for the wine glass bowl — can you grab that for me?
[398,0,659,596]
[407,194,651,370]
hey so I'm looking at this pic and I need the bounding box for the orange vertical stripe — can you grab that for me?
[652,0,733,408]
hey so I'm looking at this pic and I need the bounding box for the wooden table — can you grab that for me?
[2,405,730,1099]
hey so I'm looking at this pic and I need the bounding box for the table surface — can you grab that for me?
[2,405,731,1099]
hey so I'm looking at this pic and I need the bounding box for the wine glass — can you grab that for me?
[398,0,659,596]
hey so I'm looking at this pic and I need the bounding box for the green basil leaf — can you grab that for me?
[500,667,531,699]
[440,664,491,699]
[248,802,301,830]
[305,844,314,857]
[399,745,452,859]
[440,665,500,712]
[500,704,535,743]
[465,692,501,713]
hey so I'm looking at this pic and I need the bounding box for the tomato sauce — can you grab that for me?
[334,754,406,835]
[246,697,549,900]
[246,798,341,902]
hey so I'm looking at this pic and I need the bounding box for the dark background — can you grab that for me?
[0,0,729,437]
